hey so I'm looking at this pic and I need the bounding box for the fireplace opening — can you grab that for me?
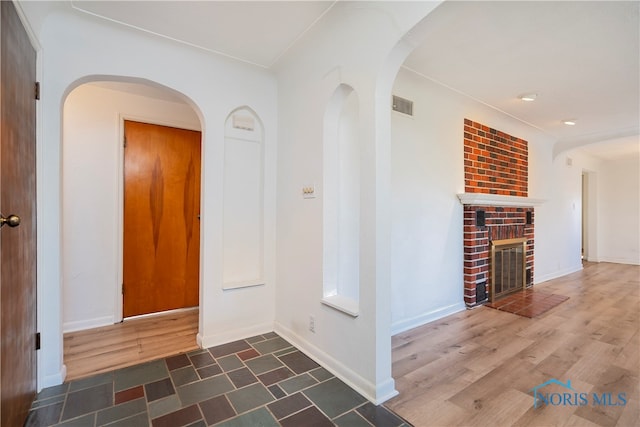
[490,237,527,302]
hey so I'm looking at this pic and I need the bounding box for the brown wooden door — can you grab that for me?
[123,121,201,317]
[0,1,38,426]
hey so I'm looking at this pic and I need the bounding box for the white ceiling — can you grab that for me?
[404,1,639,153]
[71,1,336,68]
[22,1,639,158]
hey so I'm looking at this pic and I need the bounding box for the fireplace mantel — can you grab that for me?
[457,193,545,207]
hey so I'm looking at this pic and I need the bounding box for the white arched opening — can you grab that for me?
[61,76,203,335]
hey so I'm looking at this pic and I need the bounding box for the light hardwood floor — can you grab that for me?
[386,262,639,427]
[63,308,199,381]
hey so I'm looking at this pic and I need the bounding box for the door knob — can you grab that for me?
[0,214,20,228]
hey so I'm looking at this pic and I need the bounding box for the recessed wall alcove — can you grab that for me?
[223,107,265,290]
[322,84,360,317]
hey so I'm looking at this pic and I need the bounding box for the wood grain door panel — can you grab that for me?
[123,121,201,317]
[0,1,38,425]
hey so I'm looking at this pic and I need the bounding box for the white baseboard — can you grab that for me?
[274,322,397,405]
[598,256,640,266]
[374,377,400,405]
[391,302,466,336]
[534,264,583,284]
[39,364,66,390]
[63,316,114,333]
[197,322,274,349]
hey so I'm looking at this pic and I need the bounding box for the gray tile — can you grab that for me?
[25,402,63,426]
[257,366,295,386]
[148,394,182,420]
[188,348,209,357]
[245,335,267,344]
[56,413,96,427]
[208,340,252,358]
[30,393,66,409]
[303,377,367,419]
[69,371,114,392]
[151,404,202,427]
[227,367,258,388]
[104,412,149,427]
[198,394,236,425]
[217,354,244,372]
[62,382,113,421]
[280,406,334,427]
[309,367,334,382]
[96,397,146,426]
[278,351,320,374]
[279,373,318,394]
[215,407,279,427]
[226,382,275,414]
[34,383,69,401]
[145,377,175,402]
[273,347,296,357]
[244,354,283,375]
[171,365,199,387]
[262,332,279,339]
[357,402,404,427]
[166,353,191,371]
[114,359,169,392]
[251,337,291,354]
[177,374,234,406]
[197,363,222,379]
[268,384,286,399]
[189,351,215,368]
[334,410,373,427]
[266,392,312,420]
[26,336,383,427]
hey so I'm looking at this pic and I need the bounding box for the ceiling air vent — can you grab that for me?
[392,95,413,116]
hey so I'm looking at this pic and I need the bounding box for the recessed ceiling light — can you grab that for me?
[563,119,577,126]
[518,93,537,102]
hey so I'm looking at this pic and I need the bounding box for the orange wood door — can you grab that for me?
[0,1,38,425]
[123,121,201,317]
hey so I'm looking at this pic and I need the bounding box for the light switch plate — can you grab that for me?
[302,185,315,199]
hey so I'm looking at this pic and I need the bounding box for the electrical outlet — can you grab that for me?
[309,315,315,333]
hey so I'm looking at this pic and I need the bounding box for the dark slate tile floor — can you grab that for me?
[26,332,411,426]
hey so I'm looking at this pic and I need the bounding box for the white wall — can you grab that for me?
[534,150,603,282]
[390,68,559,333]
[35,9,277,388]
[598,154,640,264]
[62,84,201,332]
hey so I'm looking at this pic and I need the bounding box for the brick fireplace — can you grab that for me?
[459,119,542,307]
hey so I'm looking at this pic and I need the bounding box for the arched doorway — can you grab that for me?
[61,77,204,379]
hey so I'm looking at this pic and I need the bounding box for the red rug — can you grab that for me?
[486,289,569,318]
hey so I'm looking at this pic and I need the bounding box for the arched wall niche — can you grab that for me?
[322,84,360,317]
[222,106,266,289]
